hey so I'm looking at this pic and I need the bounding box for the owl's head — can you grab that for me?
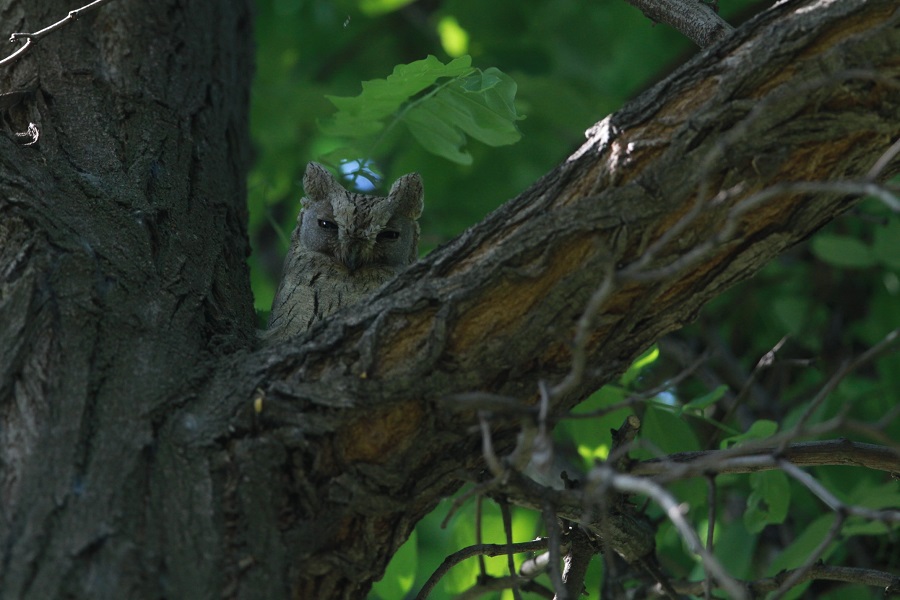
[298,162,424,272]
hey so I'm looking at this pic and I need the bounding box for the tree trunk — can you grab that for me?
[0,1,256,598]
[1,1,897,599]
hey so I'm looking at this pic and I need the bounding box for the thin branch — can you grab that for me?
[414,539,550,600]
[770,503,845,600]
[588,466,749,600]
[704,476,716,600]
[500,500,523,600]
[779,460,900,524]
[630,439,900,478]
[542,503,567,599]
[868,136,900,180]
[786,327,900,445]
[1,0,117,67]
[560,526,594,600]
[642,564,900,597]
[550,263,616,400]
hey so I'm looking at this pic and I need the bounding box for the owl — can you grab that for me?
[264,162,424,342]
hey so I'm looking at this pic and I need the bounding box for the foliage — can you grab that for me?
[250,0,899,598]
[319,55,522,166]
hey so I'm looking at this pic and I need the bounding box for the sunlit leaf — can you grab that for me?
[438,16,469,57]
[620,344,659,387]
[359,0,417,16]
[371,530,417,599]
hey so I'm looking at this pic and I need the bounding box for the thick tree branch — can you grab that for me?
[183,0,899,595]
[5,0,896,598]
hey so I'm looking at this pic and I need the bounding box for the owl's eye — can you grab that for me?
[377,230,400,241]
[318,219,338,231]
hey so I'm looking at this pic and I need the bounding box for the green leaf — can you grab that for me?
[371,529,417,599]
[319,55,474,137]
[620,345,659,387]
[872,216,900,269]
[744,470,790,533]
[319,55,522,164]
[359,0,417,16]
[682,384,728,414]
[561,386,630,467]
[810,234,875,269]
[405,68,522,164]
[771,296,809,335]
[404,106,473,164]
[767,514,836,575]
[638,403,700,456]
[719,419,778,449]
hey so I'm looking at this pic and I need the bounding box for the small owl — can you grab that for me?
[264,162,424,342]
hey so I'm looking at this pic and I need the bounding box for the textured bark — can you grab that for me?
[0,1,255,598]
[0,1,898,599]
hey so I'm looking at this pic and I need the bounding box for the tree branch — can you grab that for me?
[631,439,900,477]
[621,0,734,47]
[188,0,900,594]
[642,564,900,598]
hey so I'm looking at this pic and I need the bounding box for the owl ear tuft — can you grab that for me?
[389,173,424,219]
[303,162,342,203]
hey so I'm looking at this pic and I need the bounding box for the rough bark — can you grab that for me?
[0,1,255,598]
[0,1,897,599]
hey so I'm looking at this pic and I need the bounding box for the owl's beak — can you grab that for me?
[345,245,363,272]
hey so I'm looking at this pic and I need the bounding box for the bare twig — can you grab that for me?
[630,439,900,478]
[499,501,523,600]
[414,539,550,600]
[550,263,616,400]
[1,0,117,68]
[641,564,900,597]
[868,136,900,180]
[560,526,594,600]
[541,503,567,599]
[704,475,717,600]
[770,497,846,600]
[785,327,900,447]
[588,465,749,600]
[779,460,900,524]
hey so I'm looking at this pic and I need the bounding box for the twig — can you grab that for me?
[769,491,846,600]
[588,466,749,600]
[779,460,900,524]
[868,136,900,180]
[541,503,567,599]
[561,526,594,600]
[414,539,550,600]
[1,0,118,68]
[785,327,900,447]
[704,475,717,600]
[550,263,616,400]
[641,564,900,597]
[499,500,523,600]
[630,439,900,478]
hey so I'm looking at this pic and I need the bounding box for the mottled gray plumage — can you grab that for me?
[264,162,423,342]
